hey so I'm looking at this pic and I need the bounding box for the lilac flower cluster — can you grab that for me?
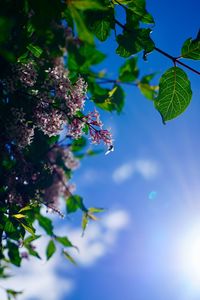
[34,107,65,137]
[7,108,35,148]
[5,144,78,210]
[9,61,112,149]
[3,60,113,212]
[43,146,79,208]
[17,62,37,87]
[84,110,113,148]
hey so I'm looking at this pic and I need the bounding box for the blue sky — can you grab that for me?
[2,1,200,300]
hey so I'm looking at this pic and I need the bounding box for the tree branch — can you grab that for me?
[114,17,200,76]
[154,47,200,75]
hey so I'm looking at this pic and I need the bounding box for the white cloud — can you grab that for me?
[80,168,101,185]
[112,163,135,183]
[58,209,130,267]
[135,159,159,179]
[102,210,130,230]
[1,239,74,300]
[1,209,130,300]
[112,159,159,183]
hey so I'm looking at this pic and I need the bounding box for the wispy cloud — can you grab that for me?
[112,163,135,183]
[1,209,130,300]
[66,210,130,266]
[79,168,101,185]
[112,159,159,183]
[135,159,159,179]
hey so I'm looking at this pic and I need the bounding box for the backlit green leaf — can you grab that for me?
[126,0,154,24]
[46,240,56,260]
[81,212,88,235]
[154,67,192,121]
[12,214,27,219]
[66,195,86,213]
[63,250,77,266]
[26,44,43,58]
[116,29,154,58]
[4,220,16,233]
[55,236,74,248]
[181,31,200,60]
[138,73,158,100]
[7,241,21,267]
[70,0,104,10]
[116,0,154,24]
[138,83,158,100]
[19,205,32,213]
[96,84,125,113]
[25,245,41,259]
[85,9,113,41]
[119,57,139,82]
[69,6,94,44]
[92,19,111,41]
[88,207,104,213]
[6,289,23,299]
[37,215,53,236]
[20,222,35,236]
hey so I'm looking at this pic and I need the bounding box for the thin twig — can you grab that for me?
[154,47,200,75]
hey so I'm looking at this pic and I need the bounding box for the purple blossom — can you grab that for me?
[48,145,80,170]
[84,109,103,128]
[89,127,113,147]
[67,117,85,139]
[7,108,35,148]
[17,62,37,87]
[35,108,65,137]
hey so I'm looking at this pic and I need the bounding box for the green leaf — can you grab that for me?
[138,83,158,100]
[154,67,192,121]
[7,241,21,267]
[140,73,156,84]
[71,137,87,152]
[20,222,35,236]
[12,214,27,219]
[55,236,74,248]
[85,9,113,41]
[92,19,111,41]
[70,0,105,10]
[181,31,200,60]
[138,73,158,100]
[19,205,32,213]
[17,51,29,63]
[4,220,16,233]
[26,44,43,58]
[63,250,77,265]
[86,149,103,156]
[25,245,41,259]
[37,215,53,236]
[46,240,56,260]
[119,57,139,82]
[66,195,86,213]
[6,289,23,299]
[126,0,154,24]
[88,207,104,213]
[68,43,106,74]
[87,212,98,221]
[81,212,88,235]
[95,84,125,112]
[69,6,94,44]
[79,45,106,70]
[24,235,41,244]
[116,29,154,58]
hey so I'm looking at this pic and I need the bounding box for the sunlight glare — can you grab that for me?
[178,225,200,289]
